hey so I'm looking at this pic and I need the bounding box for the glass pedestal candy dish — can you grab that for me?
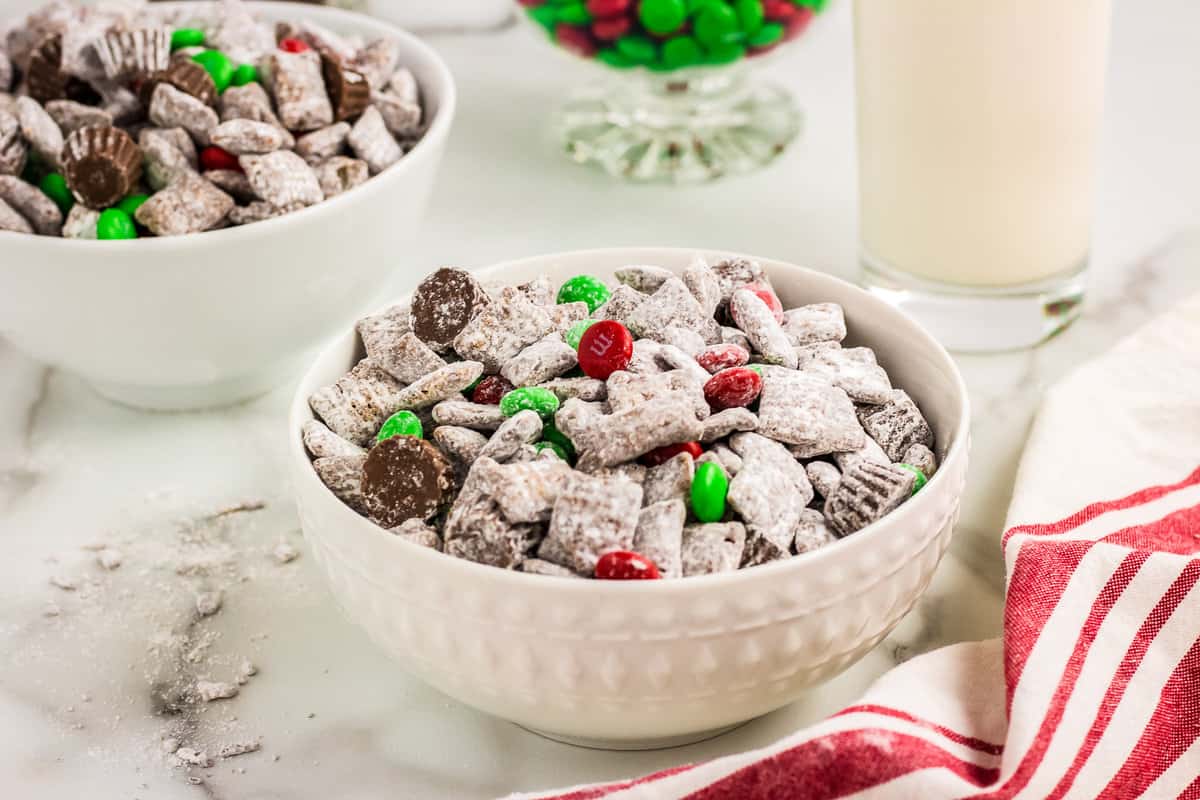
[517,0,826,182]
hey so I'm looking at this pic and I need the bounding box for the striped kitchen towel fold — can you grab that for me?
[510,295,1200,800]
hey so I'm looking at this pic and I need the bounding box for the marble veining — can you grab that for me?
[1,0,1198,796]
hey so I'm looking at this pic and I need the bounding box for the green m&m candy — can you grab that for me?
[596,49,636,69]
[734,0,765,34]
[96,208,137,240]
[896,463,928,495]
[557,2,593,25]
[535,441,569,460]
[116,193,149,218]
[500,386,560,420]
[796,0,828,10]
[639,0,687,36]
[705,41,746,64]
[171,28,205,51]
[747,22,784,48]
[691,460,728,523]
[694,2,739,47]
[540,420,576,460]
[38,173,73,215]
[192,49,235,93]
[557,275,611,313]
[230,63,259,87]
[661,36,703,69]
[565,319,598,350]
[616,35,658,64]
[377,410,423,442]
[527,4,559,33]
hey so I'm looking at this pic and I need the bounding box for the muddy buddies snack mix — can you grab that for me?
[0,0,426,239]
[304,258,940,580]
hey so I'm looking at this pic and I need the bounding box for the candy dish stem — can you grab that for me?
[555,65,802,183]
[519,720,750,751]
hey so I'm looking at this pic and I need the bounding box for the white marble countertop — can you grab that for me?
[2,1,1199,797]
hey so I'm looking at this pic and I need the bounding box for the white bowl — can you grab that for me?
[289,248,970,749]
[0,2,456,410]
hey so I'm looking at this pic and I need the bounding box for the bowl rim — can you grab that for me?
[0,0,457,254]
[289,246,971,594]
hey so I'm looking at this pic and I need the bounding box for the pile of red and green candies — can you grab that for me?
[518,0,826,70]
[30,27,301,239]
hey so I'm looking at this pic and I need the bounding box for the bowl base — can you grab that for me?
[518,719,750,751]
[89,357,301,411]
[556,68,802,183]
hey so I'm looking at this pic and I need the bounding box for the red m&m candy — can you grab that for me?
[472,375,515,405]
[593,16,632,40]
[555,23,598,57]
[595,550,661,580]
[703,367,762,410]
[641,440,703,466]
[577,320,633,380]
[696,343,750,374]
[587,0,631,17]
[278,37,310,53]
[738,282,784,323]
[200,145,241,173]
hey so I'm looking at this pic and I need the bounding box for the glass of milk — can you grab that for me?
[854,0,1112,351]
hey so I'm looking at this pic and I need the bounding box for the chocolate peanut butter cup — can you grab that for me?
[62,125,142,209]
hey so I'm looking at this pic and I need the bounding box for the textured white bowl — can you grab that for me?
[289,248,970,749]
[0,2,456,410]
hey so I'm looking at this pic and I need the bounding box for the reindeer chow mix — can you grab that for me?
[0,0,426,239]
[305,257,939,580]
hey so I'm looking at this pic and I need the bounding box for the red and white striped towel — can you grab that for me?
[511,296,1200,799]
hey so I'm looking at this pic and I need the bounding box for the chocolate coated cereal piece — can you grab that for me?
[314,453,369,515]
[431,399,505,432]
[409,267,491,353]
[553,397,605,444]
[371,90,420,137]
[794,341,842,367]
[149,83,218,145]
[860,390,935,462]
[61,204,98,239]
[682,256,722,317]
[219,82,283,127]
[607,369,708,421]
[578,463,647,487]
[653,326,706,357]
[477,409,543,463]
[520,558,582,578]
[361,435,453,527]
[633,499,685,578]
[61,125,142,210]
[539,376,607,402]
[516,275,556,306]
[432,425,489,469]
[740,528,791,568]
[303,419,364,459]
[626,338,666,375]
[728,432,814,500]
[793,508,838,553]
[642,452,694,506]
[709,443,742,477]
[625,277,717,343]
[144,60,218,108]
[357,303,409,352]
[241,150,323,208]
[833,435,890,472]
[805,461,841,498]
[572,401,706,470]
[546,301,589,335]
[803,347,894,405]
[903,443,938,477]
[370,331,445,384]
[352,37,401,92]
[476,456,573,523]
[444,464,541,568]
[681,522,746,576]
[592,284,645,325]
[710,256,768,310]
[295,19,359,62]
[392,361,484,411]
[453,286,555,373]
[228,201,295,226]
[388,68,420,104]
[655,343,711,387]
[211,119,287,155]
[0,197,32,233]
[139,128,193,190]
[0,52,10,93]
[208,0,277,65]
[0,174,62,235]
[500,338,578,387]
[700,407,758,442]
[309,359,406,446]
[315,155,369,198]
[136,172,234,236]
[15,96,63,168]
[721,326,752,352]
[205,169,256,203]
[295,122,350,164]
[390,518,443,551]
[45,99,112,135]
[269,49,334,132]
[783,303,847,346]
[825,460,916,536]
[730,288,797,369]
[616,264,674,294]
[728,459,801,552]
[756,368,863,455]
[540,472,643,574]
[0,111,26,175]
[347,105,401,174]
